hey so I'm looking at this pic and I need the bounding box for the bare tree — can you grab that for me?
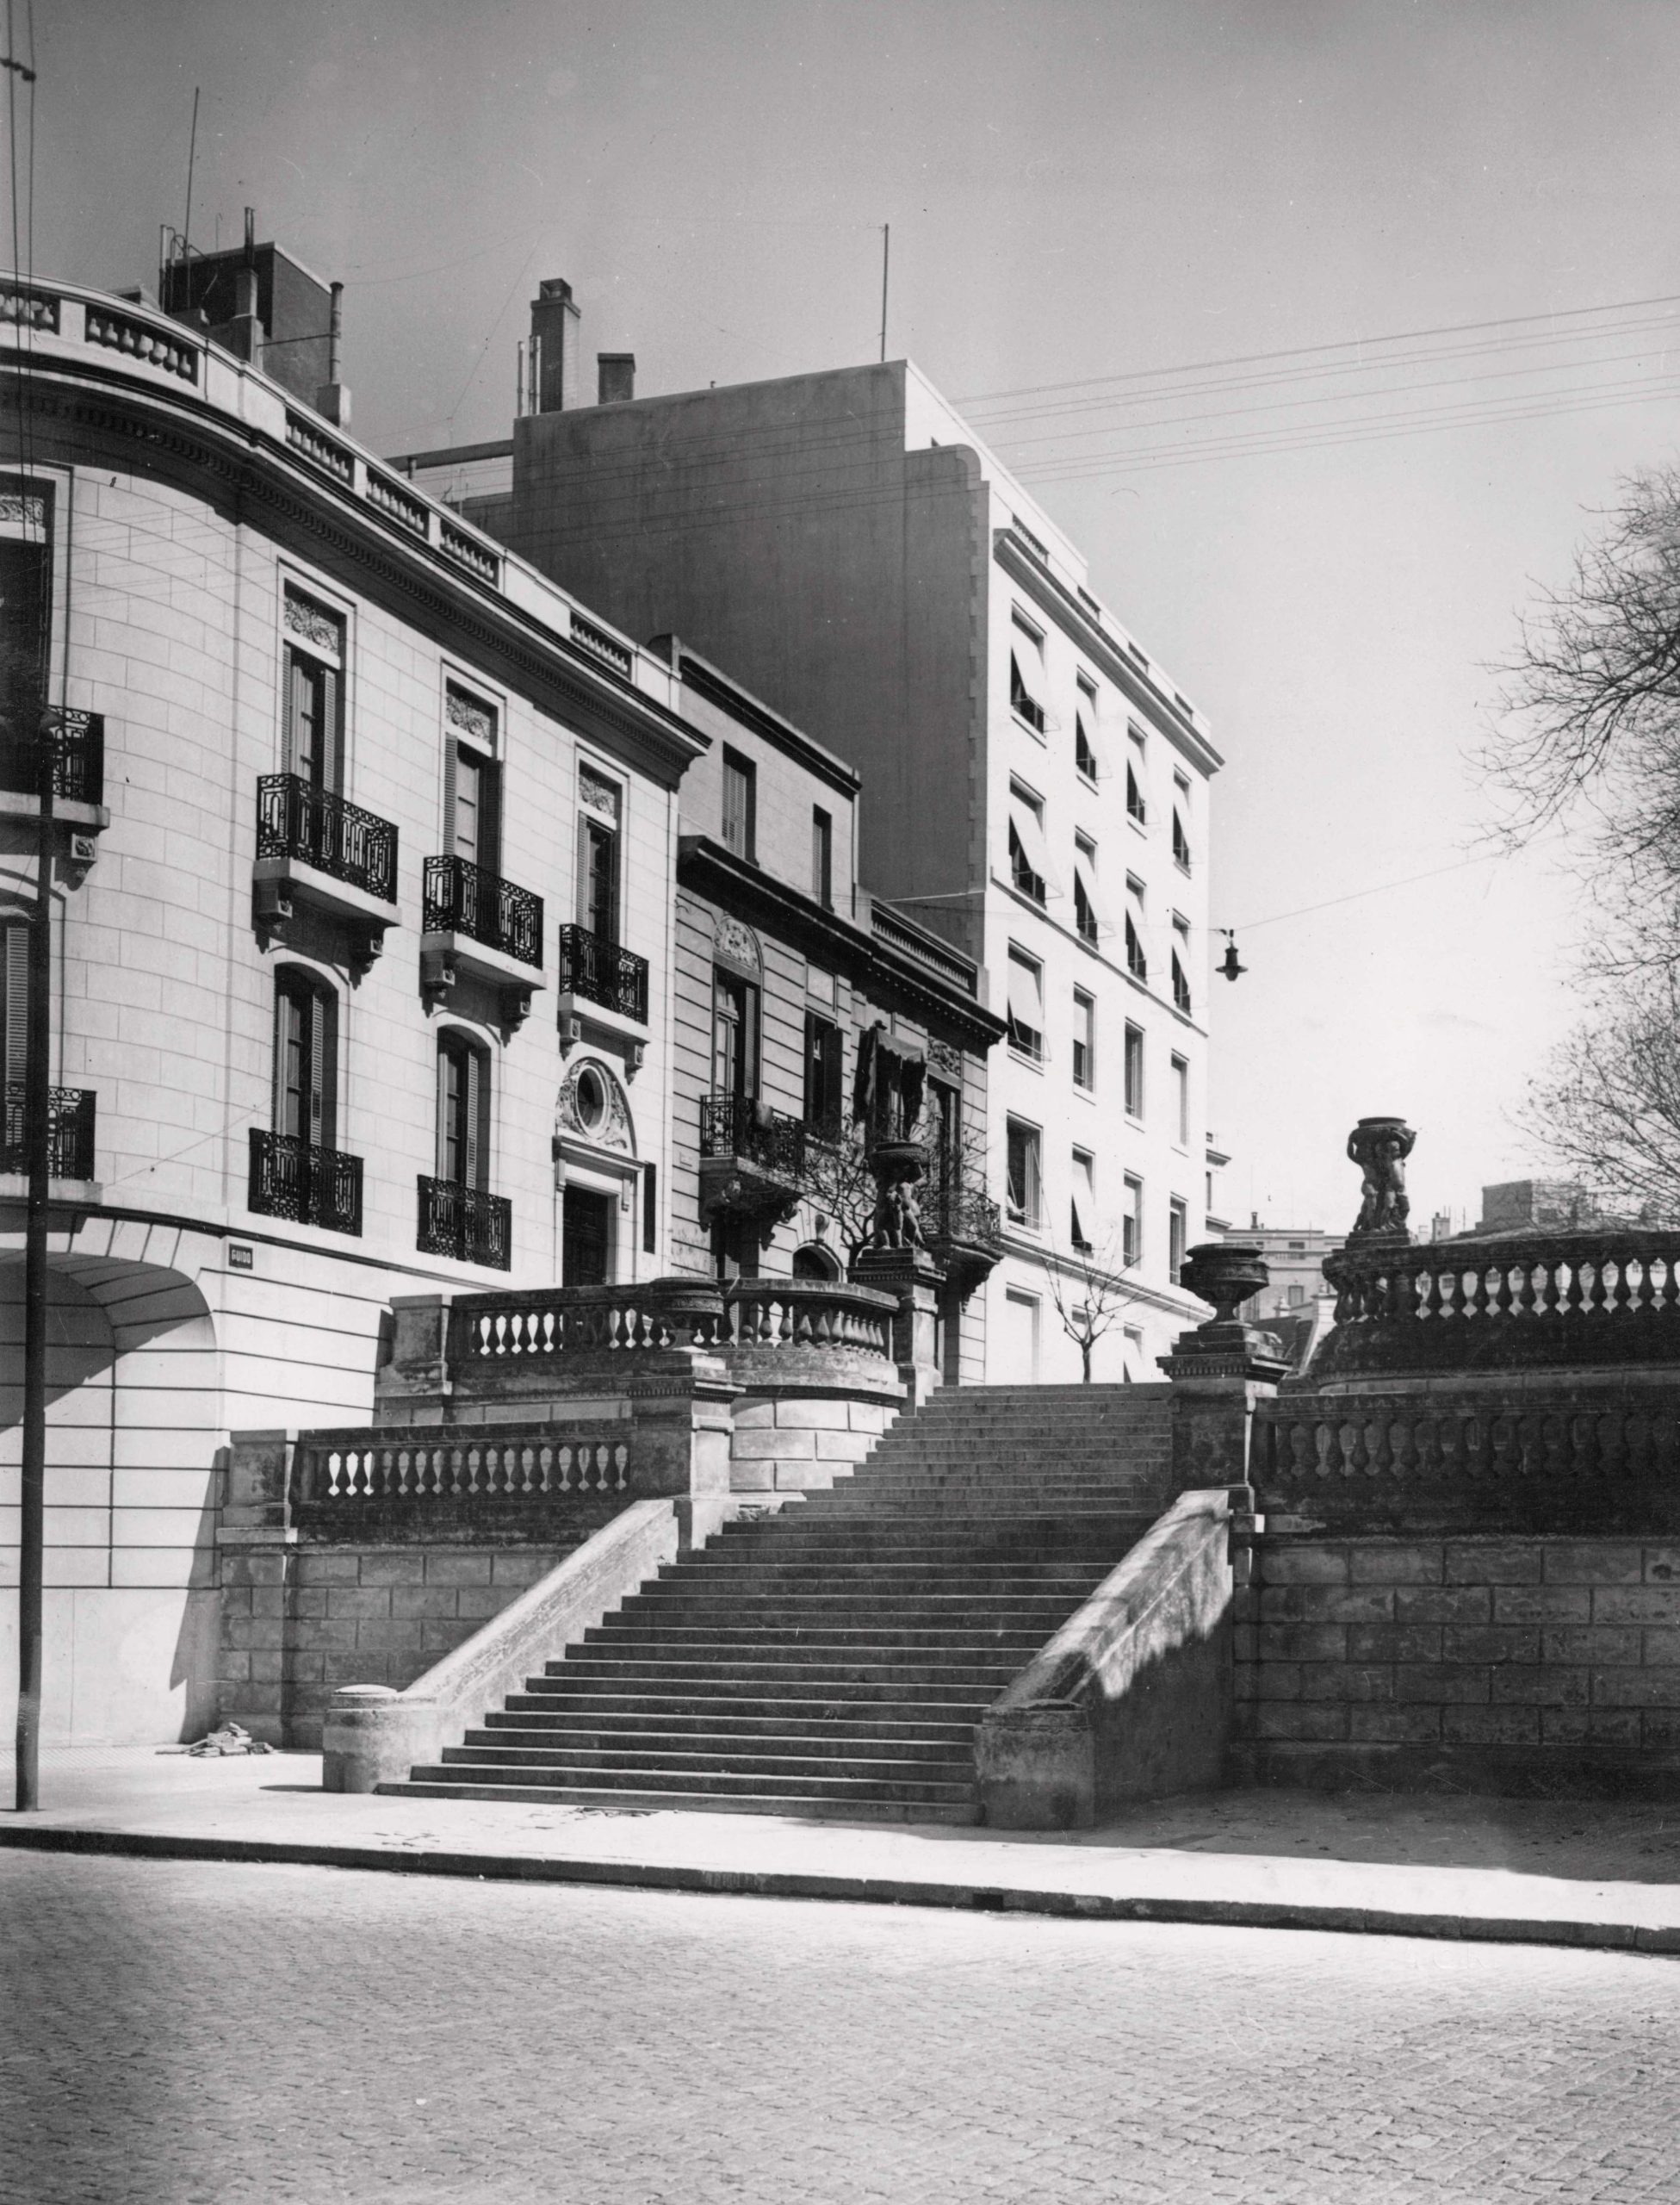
[1039,1223,1139,1382]
[1515,976,1680,1224]
[798,1124,881,1270]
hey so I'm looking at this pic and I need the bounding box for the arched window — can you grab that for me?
[436,1029,490,1190]
[273,967,338,1150]
[792,1242,840,1281]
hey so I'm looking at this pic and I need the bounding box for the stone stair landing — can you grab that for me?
[381,1383,1174,1823]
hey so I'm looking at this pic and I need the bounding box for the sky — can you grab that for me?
[31,0,1680,1233]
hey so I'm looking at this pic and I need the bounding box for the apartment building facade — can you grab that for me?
[0,269,702,1742]
[423,326,1222,1380]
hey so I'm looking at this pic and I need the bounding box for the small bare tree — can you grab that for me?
[798,1124,881,1270]
[1039,1223,1140,1382]
[1515,975,1680,1224]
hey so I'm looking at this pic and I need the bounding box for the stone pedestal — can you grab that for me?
[852,1246,948,1404]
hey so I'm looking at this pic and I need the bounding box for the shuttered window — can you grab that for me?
[437,1033,489,1189]
[273,970,337,1148]
[1,922,28,1090]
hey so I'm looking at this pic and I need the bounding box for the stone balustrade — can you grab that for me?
[1315,1228,1680,1380]
[720,1277,897,1361]
[446,1279,727,1368]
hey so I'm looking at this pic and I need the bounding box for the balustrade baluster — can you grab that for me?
[1633,1258,1657,1315]
[1492,1263,1515,1319]
[557,1445,573,1492]
[1586,1261,1609,1315]
[1610,1260,1634,1316]
[1513,1261,1537,1318]
[614,1444,629,1491]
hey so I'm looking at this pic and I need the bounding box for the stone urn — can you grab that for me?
[650,1275,726,1348]
[1179,1241,1269,1325]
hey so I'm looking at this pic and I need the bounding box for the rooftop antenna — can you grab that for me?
[182,88,201,263]
[879,223,890,363]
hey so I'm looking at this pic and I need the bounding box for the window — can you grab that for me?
[0,493,50,786]
[1,921,27,1093]
[1122,1174,1143,1269]
[1172,916,1192,1015]
[576,765,621,942]
[803,1011,843,1135]
[1124,1022,1144,1119]
[1173,778,1192,872]
[1125,913,1148,983]
[1169,1196,1189,1283]
[1007,779,1048,905]
[1071,988,1094,1090]
[444,687,500,873]
[1287,1283,1305,1307]
[436,1031,490,1189]
[1122,1325,1144,1382]
[1006,945,1045,1062]
[273,968,338,1150]
[1073,831,1100,945]
[722,748,757,861]
[1006,1117,1043,1228]
[713,967,760,1099]
[1075,675,1099,782]
[1171,1053,1189,1146]
[1071,1148,1095,1253]
[1126,730,1148,825]
[811,805,833,909]
[283,592,344,792]
[1010,610,1046,734]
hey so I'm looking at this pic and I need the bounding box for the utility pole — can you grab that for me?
[879,224,890,364]
[14,704,53,1811]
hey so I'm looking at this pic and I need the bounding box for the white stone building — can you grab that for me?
[0,269,702,1742]
[412,314,1224,1382]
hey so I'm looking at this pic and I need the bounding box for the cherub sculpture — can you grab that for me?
[1348,1118,1416,1238]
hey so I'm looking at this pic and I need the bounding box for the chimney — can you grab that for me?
[597,351,635,406]
[315,280,350,428]
[529,277,581,413]
[227,206,261,363]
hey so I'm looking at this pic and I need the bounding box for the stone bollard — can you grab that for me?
[320,1684,441,1793]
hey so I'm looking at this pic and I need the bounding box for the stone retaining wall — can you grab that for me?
[218,1539,582,1749]
[729,1395,899,1494]
[1234,1533,1680,1795]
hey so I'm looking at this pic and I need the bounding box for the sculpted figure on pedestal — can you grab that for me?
[1347,1116,1417,1239]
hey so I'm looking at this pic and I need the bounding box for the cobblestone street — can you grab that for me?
[3,1853,1680,2202]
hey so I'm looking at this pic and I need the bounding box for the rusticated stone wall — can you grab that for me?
[1234,1532,1680,1795]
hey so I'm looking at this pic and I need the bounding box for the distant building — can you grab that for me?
[1232,1221,1344,1321]
[1476,1180,1613,1233]
[398,284,1224,1381]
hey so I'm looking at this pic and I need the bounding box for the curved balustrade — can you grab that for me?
[449,1280,726,1366]
[1314,1229,1680,1377]
[721,1278,897,1360]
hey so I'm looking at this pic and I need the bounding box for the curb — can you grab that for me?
[3,1823,1678,1954]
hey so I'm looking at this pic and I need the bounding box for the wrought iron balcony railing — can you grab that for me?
[417,1175,512,1269]
[1,1084,96,1180]
[699,1094,807,1178]
[926,1166,1004,1252]
[0,708,104,806]
[247,1128,363,1236]
[555,923,649,1022]
[422,854,542,969]
[256,775,398,904]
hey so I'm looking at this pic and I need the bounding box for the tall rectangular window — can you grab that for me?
[1172,915,1192,1016]
[1,921,28,1091]
[283,591,344,792]
[1007,779,1048,905]
[274,970,337,1149]
[1007,945,1045,1062]
[803,1011,843,1134]
[437,1033,489,1189]
[1124,1023,1144,1119]
[0,488,51,790]
[444,686,499,872]
[1071,989,1094,1091]
[1169,1196,1188,1283]
[713,967,759,1099]
[811,806,833,909]
[577,765,622,941]
[722,748,757,861]
[1071,1148,1095,1253]
[1171,1053,1189,1146]
[1122,1175,1143,1269]
[1126,729,1148,825]
[1074,831,1100,945]
[1173,773,1192,871]
[1010,610,1046,734]
[1006,1116,1043,1228]
[1075,674,1099,782]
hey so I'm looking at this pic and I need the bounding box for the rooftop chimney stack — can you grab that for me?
[227,207,261,363]
[529,278,581,413]
[315,279,350,428]
[597,352,635,406]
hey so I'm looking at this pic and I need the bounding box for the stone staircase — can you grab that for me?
[382,1384,1174,1823]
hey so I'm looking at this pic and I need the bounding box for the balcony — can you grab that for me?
[252,774,400,974]
[0,711,109,882]
[247,1128,363,1237]
[697,1093,807,1229]
[555,922,650,1071]
[0,1084,96,1186]
[925,1165,1004,1296]
[420,855,544,1030]
[417,1175,511,1270]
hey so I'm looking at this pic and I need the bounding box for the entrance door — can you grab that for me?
[562,1186,613,1285]
[1002,1288,1041,1384]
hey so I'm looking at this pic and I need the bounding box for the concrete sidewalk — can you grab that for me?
[4,1748,1680,1953]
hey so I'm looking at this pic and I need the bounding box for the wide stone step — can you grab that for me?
[476,1711,978,1744]
[377,1780,981,1825]
[581,1624,1051,1650]
[507,1680,1000,1711]
[405,1760,977,1806]
[441,1741,974,1780]
[540,1654,1025,1687]
[666,1561,1106,1589]
[617,1594,1086,1624]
